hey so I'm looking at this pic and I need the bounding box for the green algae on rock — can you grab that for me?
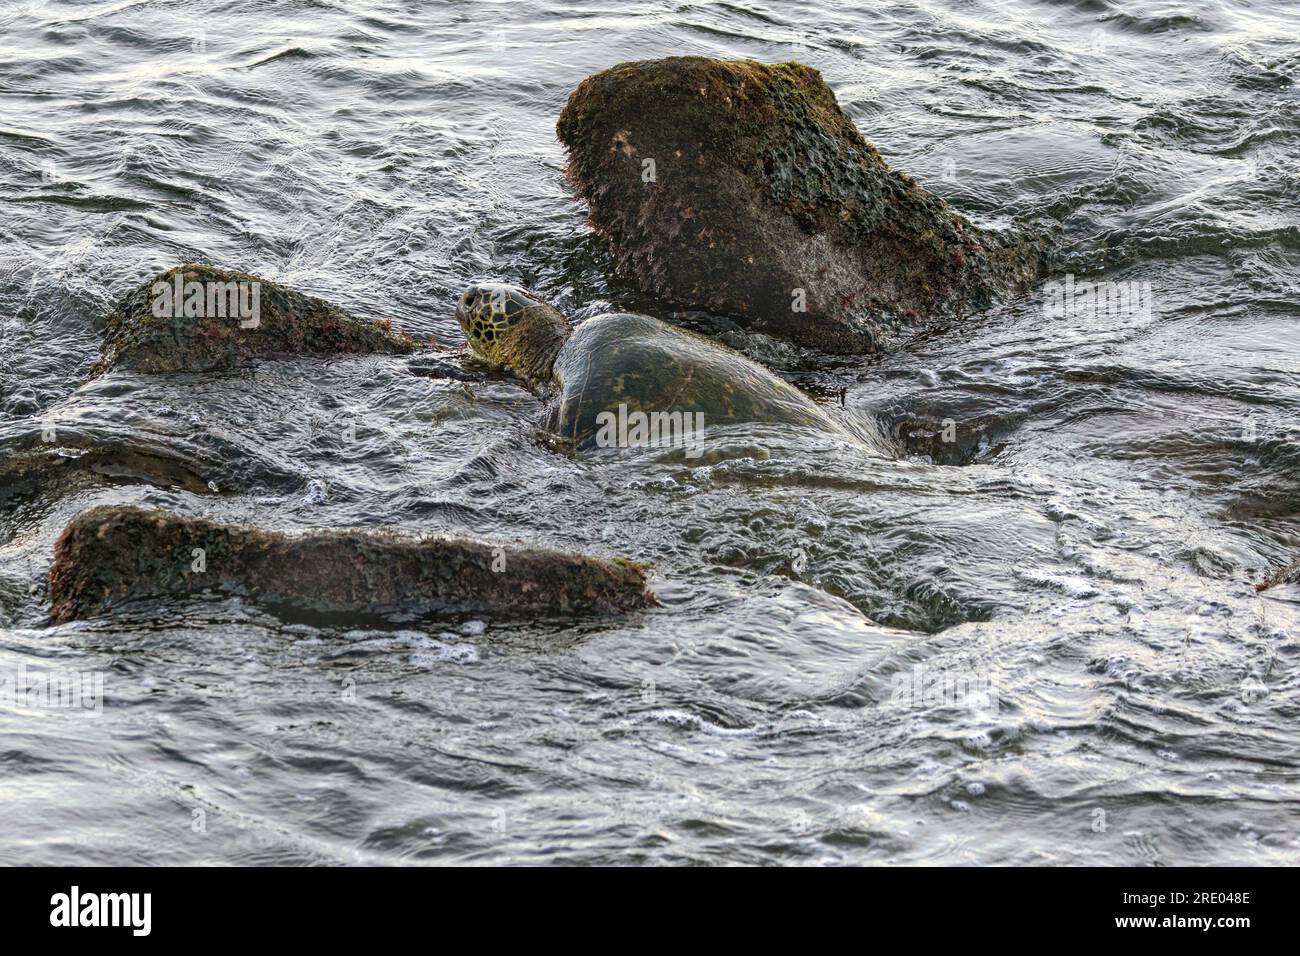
[92,263,419,375]
[48,505,656,624]
[557,57,1054,354]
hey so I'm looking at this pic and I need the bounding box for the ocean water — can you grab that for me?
[1,0,1298,864]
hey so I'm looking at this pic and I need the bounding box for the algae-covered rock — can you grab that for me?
[557,57,1054,354]
[92,263,419,375]
[48,505,656,623]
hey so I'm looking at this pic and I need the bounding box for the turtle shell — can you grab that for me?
[547,313,840,448]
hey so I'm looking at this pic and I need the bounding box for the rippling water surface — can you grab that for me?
[1,0,1299,865]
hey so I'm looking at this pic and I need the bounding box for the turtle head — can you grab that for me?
[456,283,570,389]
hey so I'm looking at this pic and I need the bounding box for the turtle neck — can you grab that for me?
[515,302,571,392]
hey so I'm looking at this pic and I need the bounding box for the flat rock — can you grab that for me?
[92,263,420,375]
[557,57,1054,354]
[48,505,656,623]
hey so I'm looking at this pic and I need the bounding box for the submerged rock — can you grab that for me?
[0,438,214,514]
[92,263,419,375]
[557,57,1053,354]
[48,505,656,623]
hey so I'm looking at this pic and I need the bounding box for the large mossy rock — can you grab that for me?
[49,505,655,623]
[92,263,419,375]
[557,57,1053,354]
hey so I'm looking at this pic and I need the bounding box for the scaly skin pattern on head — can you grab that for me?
[455,283,571,391]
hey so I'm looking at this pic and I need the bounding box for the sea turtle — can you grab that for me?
[454,283,866,455]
